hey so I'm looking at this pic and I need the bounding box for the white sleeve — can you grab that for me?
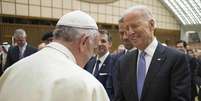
[50,78,110,101]
[91,82,110,101]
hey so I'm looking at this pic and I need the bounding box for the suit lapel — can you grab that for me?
[15,46,20,60]
[90,58,97,73]
[23,45,29,57]
[127,50,139,100]
[99,55,111,73]
[141,43,166,100]
[86,57,96,73]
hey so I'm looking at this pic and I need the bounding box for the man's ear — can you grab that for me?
[149,19,155,31]
[109,42,112,48]
[79,34,89,52]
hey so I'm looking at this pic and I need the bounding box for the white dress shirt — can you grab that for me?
[92,52,109,75]
[137,37,158,75]
[18,43,27,58]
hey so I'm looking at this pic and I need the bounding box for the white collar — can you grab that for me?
[127,47,137,52]
[98,51,109,63]
[46,42,76,64]
[18,42,27,48]
[139,37,158,57]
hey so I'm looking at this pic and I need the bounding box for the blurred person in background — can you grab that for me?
[4,29,38,70]
[196,58,201,101]
[84,29,114,100]
[38,32,53,49]
[42,32,53,44]
[0,42,10,76]
[116,17,136,55]
[113,44,125,54]
[176,40,188,54]
[176,40,199,100]
[112,17,136,101]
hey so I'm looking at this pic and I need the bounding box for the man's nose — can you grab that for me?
[127,26,135,34]
[98,41,102,45]
[122,32,128,39]
[127,29,136,37]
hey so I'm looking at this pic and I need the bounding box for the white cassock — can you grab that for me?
[0,42,109,101]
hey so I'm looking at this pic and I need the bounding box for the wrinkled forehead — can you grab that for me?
[123,11,144,24]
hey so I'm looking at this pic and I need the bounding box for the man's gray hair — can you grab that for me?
[123,5,154,21]
[53,25,98,42]
[118,17,124,23]
[13,29,27,38]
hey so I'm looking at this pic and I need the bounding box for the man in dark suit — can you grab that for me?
[195,58,201,101]
[4,29,38,71]
[112,18,136,99]
[176,40,199,101]
[113,5,191,101]
[85,29,114,99]
[112,18,136,63]
[38,32,53,49]
[118,18,136,54]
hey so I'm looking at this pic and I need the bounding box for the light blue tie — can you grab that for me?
[137,51,146,99]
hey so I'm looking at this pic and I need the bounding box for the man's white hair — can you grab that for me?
[123,5,154,21]
[53,25,98,42]
[13,29,27,38]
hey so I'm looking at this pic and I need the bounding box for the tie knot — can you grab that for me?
[96,60,101,64]
[140,51,146,57]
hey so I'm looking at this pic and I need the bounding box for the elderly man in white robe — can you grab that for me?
[0,10,110,101]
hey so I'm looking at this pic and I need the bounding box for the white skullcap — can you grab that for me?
[57,10,98,30]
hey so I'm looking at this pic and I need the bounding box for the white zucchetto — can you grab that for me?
[57,10,98,30]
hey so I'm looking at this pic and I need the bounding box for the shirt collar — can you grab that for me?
[98,51,109,63]
[19,42,27,48]
[127,47,137,52]
[24,42,27,47]
[46,42,76,64]
[139,37,158,57]
[18,42,27,51]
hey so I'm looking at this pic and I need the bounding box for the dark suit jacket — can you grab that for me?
[186,55,199,100]
[84,55,114,100]
[113,43,191,101]
[112,50,126,65]
[195,59,201,101]
[195,58,201,85]
[4,45,38,70]
[111,50,126,96]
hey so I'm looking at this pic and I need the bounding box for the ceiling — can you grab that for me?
[161,0,201,25]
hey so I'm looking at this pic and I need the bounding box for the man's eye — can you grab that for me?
[101,40,106,43]
[120,32,124,35]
